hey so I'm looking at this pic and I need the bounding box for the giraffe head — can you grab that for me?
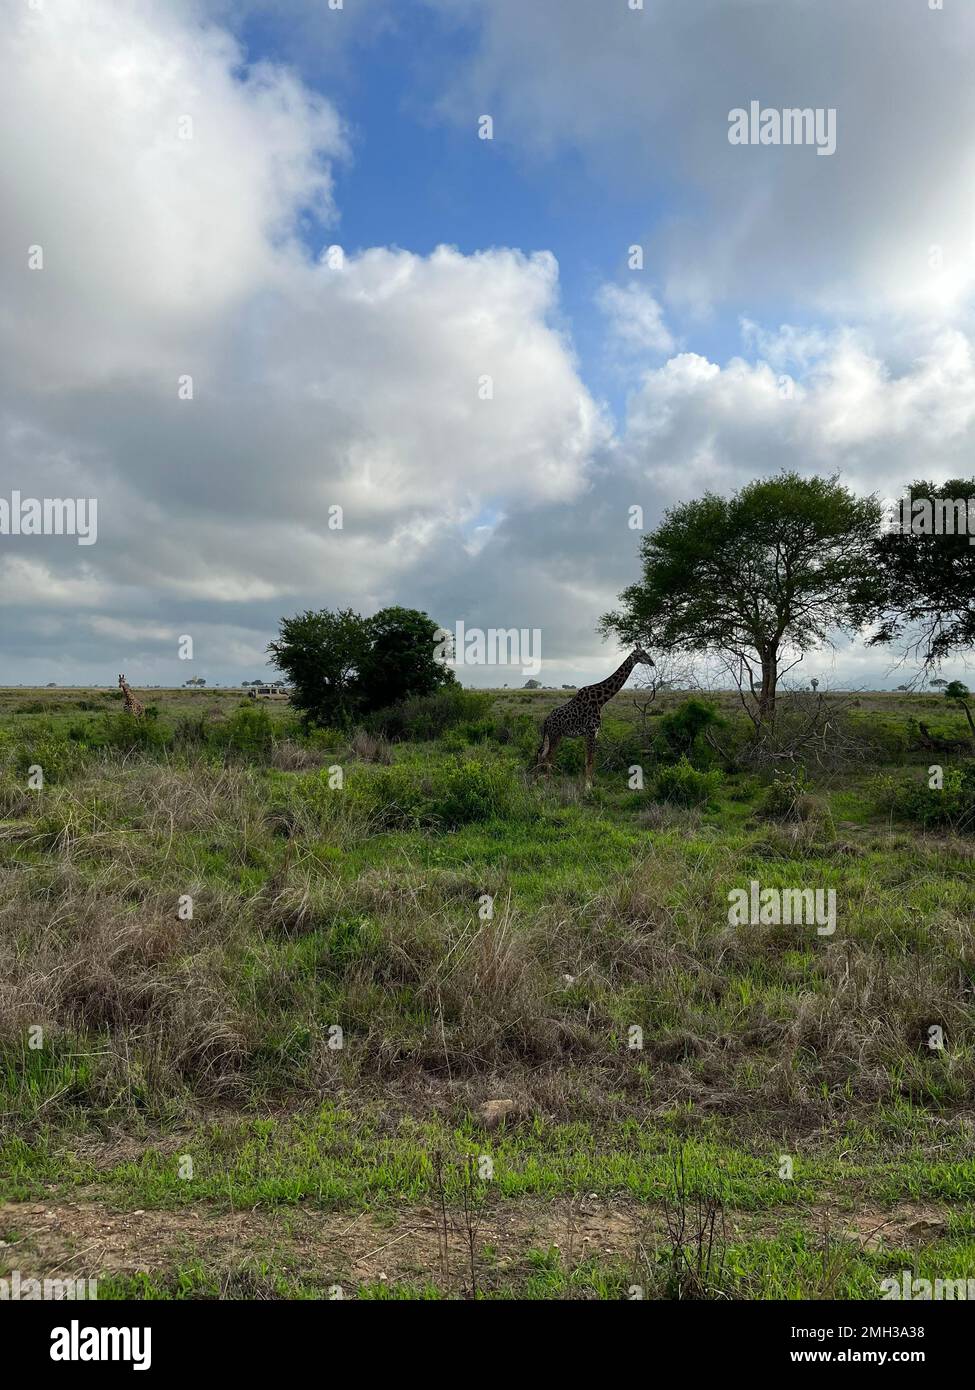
[118,673,126,689]
[633,647,654,667]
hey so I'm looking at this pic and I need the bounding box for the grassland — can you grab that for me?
[1,682,974,1300]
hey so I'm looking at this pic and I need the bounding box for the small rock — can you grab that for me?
[479,1099,515,1129]
[906,1218,945,1241]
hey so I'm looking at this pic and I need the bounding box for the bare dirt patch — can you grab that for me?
[0,1194,954,1295]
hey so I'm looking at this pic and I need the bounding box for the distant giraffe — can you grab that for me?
[534,649,653,790]
[118,673,144,718]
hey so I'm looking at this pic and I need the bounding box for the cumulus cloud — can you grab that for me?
[0,0,607,683]
[426,0,975,319]
[435,320,975,682]
[3,0,975,689]
[598,283,674,356]
[0,0,347,388]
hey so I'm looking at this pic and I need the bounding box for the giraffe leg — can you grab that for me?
[543,732,561,776]
[530,734,548,779]
[584,729,597,793]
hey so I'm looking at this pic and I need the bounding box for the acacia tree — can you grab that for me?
[601,473,882,728]
[268,605,454,726]
[356,606,457,712]
[870,477,975,664]
[268,607,368,727]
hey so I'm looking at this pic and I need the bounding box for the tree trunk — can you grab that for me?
[758,650,778,725]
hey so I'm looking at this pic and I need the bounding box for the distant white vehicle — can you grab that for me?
[247,684,291,700]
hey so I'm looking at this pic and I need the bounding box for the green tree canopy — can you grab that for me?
[357,606,456,713]
[870,478,975,664]
[268,605,454,726]
[601,472,883,725]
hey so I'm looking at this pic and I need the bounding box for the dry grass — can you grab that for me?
[1,693,974,1147]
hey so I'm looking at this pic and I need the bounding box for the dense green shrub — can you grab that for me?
[364,688,493,742]
[654,700,724,766]
[269,605,455,727]
[653,755,723,807]
[14,734,90,784]
[172,711,212,747]
[353,756,526,828]
[207,704,275,757]
[757,767,815,821]
[871,761,975,831]
[100,710,170,753]
[596,719,647,773]
[552,738,586,774]
[726,775,762,803]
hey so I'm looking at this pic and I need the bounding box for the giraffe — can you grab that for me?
[534,649,653,790]
[118,673,144,718]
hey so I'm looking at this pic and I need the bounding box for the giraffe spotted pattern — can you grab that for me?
[118,673,145,718]
[535,649,652,789]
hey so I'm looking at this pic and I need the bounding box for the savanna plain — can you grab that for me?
[1,682,973,1300]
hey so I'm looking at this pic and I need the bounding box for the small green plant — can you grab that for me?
[100,710,169,753]
[14,734,89,784]
[354,755,526,828]
[758,767,814,822]
[653,755,723,807]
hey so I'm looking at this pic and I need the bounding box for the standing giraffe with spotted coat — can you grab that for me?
[534,649,653,790]
[118,673,144,718]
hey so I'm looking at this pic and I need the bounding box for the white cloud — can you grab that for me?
[0,558,109,608]
[0,0,347,387]
[4,0,975,689]
[597,283,674,356]
[426,0,975,320]
[0,0,607,680]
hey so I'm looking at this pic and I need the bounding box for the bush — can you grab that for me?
[553,738,586,774]
[364,688,493,742]
[655,700,724,766]
[172,711,212,747]
[269,605,456,727]
[14,734,90,785]
[653,756,723,808]
[596,719,647,773]
[872,761,975,831]
[206,704,275,758]
[353,756,526,828]
[757,767,815,822]
[100,710,170,754]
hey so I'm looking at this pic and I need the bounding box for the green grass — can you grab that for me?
[2,686,975,1298]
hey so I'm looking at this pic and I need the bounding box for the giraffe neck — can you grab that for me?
[593,653,638,706]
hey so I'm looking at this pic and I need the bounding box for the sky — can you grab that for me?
[3,0,975,689]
